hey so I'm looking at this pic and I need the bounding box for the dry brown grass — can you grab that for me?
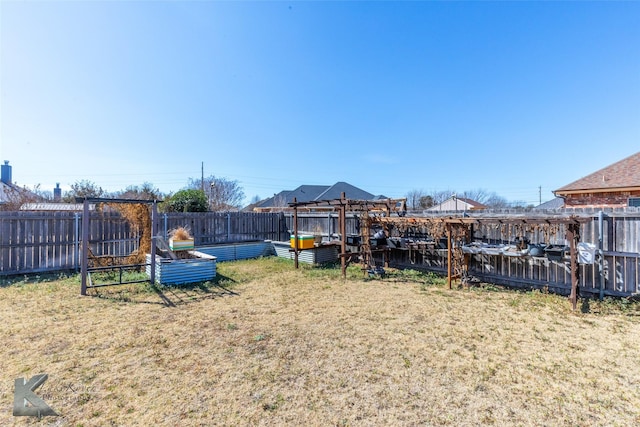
[2,259,640,426]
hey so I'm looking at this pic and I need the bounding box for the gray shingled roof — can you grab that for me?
[315,182,375,201]
[533,197,565,210]
[255,182,377,208]
[555,151,640,193]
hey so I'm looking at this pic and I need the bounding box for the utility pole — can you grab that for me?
[539,186,542,205]
[201,162,204,192]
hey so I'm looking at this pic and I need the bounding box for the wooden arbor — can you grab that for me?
[288,194,407,278]
[369,215,589,310]
[78,197,161,296]
[288,196,589,310]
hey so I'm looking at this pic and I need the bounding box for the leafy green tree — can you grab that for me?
[165,189,208,212]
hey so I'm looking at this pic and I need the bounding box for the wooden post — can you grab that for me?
[340,192,347,279]
[447,223,452,289]
[80,198,90,296]
[150,201,158,285]
[293,197,299,269]
[568,223,580,310]
[383,223,389,268]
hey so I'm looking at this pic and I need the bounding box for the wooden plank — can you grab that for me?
[0,214,10,273]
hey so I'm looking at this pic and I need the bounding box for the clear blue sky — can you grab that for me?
[1,0,639,206]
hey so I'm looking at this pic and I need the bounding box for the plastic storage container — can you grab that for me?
[290,235,315,250]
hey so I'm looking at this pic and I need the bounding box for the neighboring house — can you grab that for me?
[533,197,565,210]
[0,161,16,207]
[0,161,40,210]
[0,181,15,207]
[20,203,91,212]
[426,196,486,213]
[554,151,640,208]
[251,182,385,212]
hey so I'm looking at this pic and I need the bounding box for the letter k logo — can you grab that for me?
[13,374,58,417]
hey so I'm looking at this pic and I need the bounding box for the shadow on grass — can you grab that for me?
[89,273,239,307]
[0,271,76,288]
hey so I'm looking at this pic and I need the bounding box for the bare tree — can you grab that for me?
[460,188,490,204]
[272,194,288,210]
[32,184,54,201]
[117,182,164,201]
[63,180,105,202]
[483,193,510,209]
[188,176,245,211]
[405,189,426,211]
[429,189,456,206]
[459,188,512,209]
[0,184,42,211]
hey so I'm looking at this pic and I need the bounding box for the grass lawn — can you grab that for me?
[2,257,640,426]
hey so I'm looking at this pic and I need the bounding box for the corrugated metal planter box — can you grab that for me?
[197,240,275,262]
[146,252,216,285]
[273,241,339,264]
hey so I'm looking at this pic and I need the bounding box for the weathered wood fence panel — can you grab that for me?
[384,212,640,297]
[2,209,640,297]
[0,211,289,275]
[1,212,79,274]
[161,212,288,245]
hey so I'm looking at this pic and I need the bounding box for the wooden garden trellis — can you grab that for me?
[289,194,407,278]
[79,197,161,296]
[370,215,589,310]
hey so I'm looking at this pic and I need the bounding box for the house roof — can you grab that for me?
[457,197,487,209]
[255,182,378,209]
[315,182,377,201]
[20,203,92,211]
[0,182,39,205]
[555,151,640,194]
[426,196,487,211]
[0,182,12,203]
[533,197,564,210]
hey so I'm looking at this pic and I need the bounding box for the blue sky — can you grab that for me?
[1,0,639,205]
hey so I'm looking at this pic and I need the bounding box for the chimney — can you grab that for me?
[53,183,62,202]
[1,161,11,184]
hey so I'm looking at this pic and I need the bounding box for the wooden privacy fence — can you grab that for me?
[163,212,289,246]
[0,211,83,275]
[378,211,640,298]
[0,211,289,276]
[280,212,361,239]
[2,209,640,297]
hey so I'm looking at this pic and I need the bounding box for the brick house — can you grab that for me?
[554,151,640,208]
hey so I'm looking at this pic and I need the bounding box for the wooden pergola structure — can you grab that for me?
[288,194,407,278]
[289,194,590,310]
[368,215,590,310]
